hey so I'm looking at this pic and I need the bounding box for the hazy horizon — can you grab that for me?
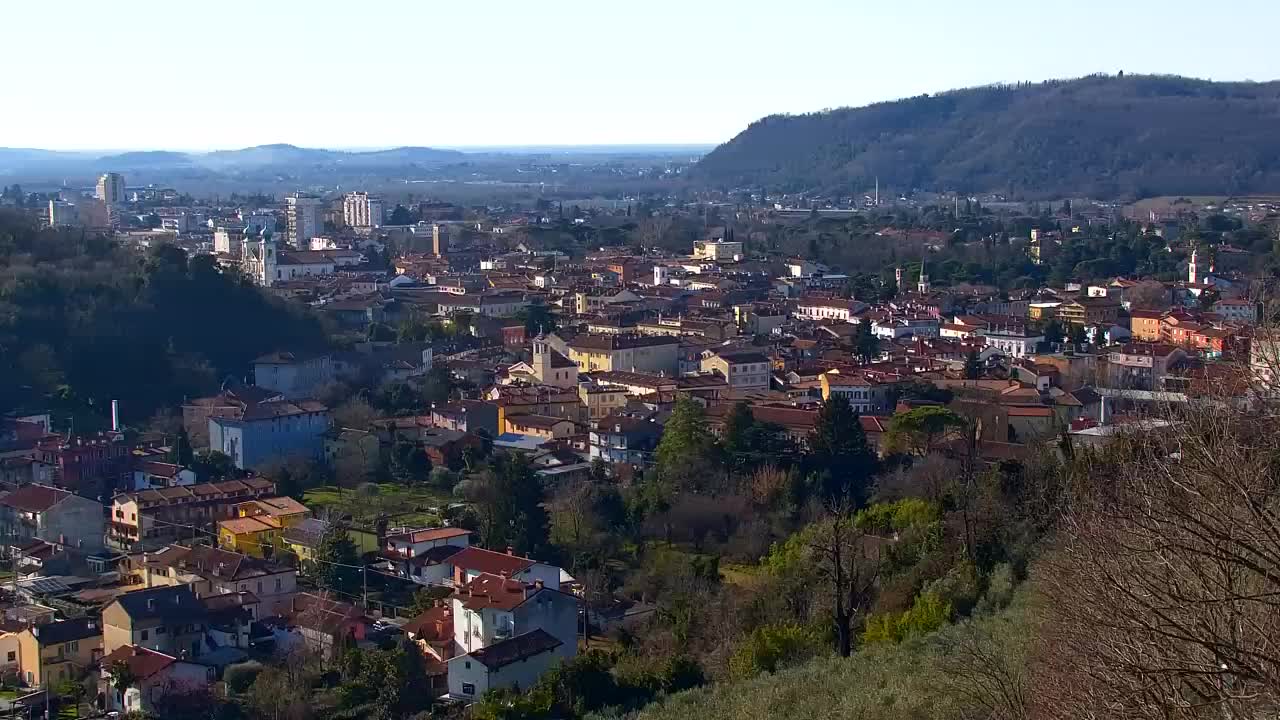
[5,0,1280,150]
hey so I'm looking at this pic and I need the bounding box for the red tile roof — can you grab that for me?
[0,484,71,512]
[101,645,177,681]
[448,546,536,577]
[386,527,471,544]
[457,573,530,611]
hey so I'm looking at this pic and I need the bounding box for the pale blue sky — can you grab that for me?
[5,0,1280,150]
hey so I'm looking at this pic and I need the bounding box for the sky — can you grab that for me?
[5,0,1280,151]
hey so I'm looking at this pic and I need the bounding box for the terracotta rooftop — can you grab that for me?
[448,546,536,577]
[101,645,177,681]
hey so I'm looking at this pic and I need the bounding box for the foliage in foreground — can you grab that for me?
[601,593,1032,720]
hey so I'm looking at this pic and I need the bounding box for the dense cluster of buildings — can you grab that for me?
[5,182,1278,710]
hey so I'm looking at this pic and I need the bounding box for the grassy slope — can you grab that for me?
[604,594,1033,720]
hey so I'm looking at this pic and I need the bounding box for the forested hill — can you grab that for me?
[694,75,1280,199]
[0,211,327,428]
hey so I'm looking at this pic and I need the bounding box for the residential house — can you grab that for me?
[252,352,334,400]
[322,428,381,476]
[1129,309,1164,342]
[108,478,276,551]
[1058,297,1121,327]
[503,414,577,440]
[701,351,771,392]
[0,484,105,554]
[382,527,471,586]
[419,428,482,470]
[447,630,567,701]
[448,547,561,590]
[446,571,577,699]
[33,433,130,500]
[578,384,631,420]
[706,403,818,448]
[565,334,680,375]
[129,461,196,491]
[589,415,662,466]
[16,616,103,687]
[1213,298,1257,325]
[101,645,215,716]
[430,400,500,436]
[142,544,298,615]
[978,325,1045,359]
[794,297,867,323]
[102,586,210,657]
[217,495,310,559]
[208,398,330,470]
[1102,343,1188,391]
[818,371,902,414]
[181,385,284,449]
[282,518,380,562]
[275,592,370,659]
[438,291,530,318]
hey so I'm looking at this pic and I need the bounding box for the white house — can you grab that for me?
[978,326,1045,359]
[446,629,568,701]
[795,297,867,323]
[252,352,334,400]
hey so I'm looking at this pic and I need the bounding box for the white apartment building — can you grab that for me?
[96,172,126,204]
[342,191,384,229]
[286,194,323,249]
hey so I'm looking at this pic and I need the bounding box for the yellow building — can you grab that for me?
[1129,309,1163,342]
[282,518,380,562]
[566,334,680,374]
[218,496,310,558]
[579,384,630,420]
[218,516,280,558]
[16,617,103,687]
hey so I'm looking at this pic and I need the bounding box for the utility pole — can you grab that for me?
[362,565,368,607]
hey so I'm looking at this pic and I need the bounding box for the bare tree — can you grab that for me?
[807,502,881,657]
[1034,405,1280,720]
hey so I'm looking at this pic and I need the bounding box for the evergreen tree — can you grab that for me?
[964,350,983,380]
[174,427,194,467]
[854,322,880,364]
[654,397,720,490]
[313,523,361,594]
[807,395,877,504]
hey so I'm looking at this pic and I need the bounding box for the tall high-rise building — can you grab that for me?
[96,172,126,204]
[286,194,323,250]
[342,191,383,229]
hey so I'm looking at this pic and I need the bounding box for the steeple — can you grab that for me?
[917,259,930,294]
[1188,247,1199,285]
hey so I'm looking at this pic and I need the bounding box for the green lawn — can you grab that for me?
[303,483,455,527]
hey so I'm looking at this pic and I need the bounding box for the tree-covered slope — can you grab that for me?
[695,75,1280,198]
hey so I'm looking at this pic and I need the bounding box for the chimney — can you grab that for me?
[147,598,155,611]
[506,546,514,556]
[534,580,544,590]
[111,400,120,432]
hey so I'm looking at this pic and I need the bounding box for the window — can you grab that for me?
[70,641,78,652]
[156,627,166,635]
[275,578,282,591]
[462,683,476,696]
[464,661,471,670]
[5,652,12,662]
[141,630,149,641]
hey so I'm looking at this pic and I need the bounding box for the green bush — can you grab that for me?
[223,660,264,694]
[862,591,953,645]
[728,624,821,679]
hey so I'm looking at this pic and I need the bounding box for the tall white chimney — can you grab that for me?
[111,400,120,432]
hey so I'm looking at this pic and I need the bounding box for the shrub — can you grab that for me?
[863,591,953,644]
[223,660,264,694]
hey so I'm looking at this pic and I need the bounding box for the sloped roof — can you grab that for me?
[0,485,71,513]
[28,616,101,646]
[448,546,536,577]
[385,527,471,545]
[467,629,561,670]
[111,586,207,623]
[101,645,176,681]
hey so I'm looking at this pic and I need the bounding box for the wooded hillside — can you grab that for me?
[695,75,1280,198]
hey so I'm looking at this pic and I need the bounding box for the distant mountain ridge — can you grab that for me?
[694,74,1280,198]
[0,143,466,177]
